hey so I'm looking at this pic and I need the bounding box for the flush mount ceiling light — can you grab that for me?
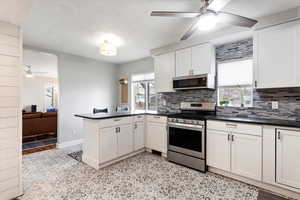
[197,12,217,31]
[99,40,117,56]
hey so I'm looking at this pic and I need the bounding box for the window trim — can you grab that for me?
[131,79,157,112]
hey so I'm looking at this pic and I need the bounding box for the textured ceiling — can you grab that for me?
[23,0,300,64]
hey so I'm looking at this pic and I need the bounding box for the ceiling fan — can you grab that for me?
[24,65,48,78]
[151,0,258,41]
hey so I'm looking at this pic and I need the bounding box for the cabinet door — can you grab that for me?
[154,52,175,93]
[276,129,300,189]
[117,124,134,157]
[231,133,262,181]
[175,48,192,77]
[146,122,167,153]
[134,122,145,151]
[255,21,299,88]
[207,129,231,171]
[191,43,215,75]
[99,127,118,163]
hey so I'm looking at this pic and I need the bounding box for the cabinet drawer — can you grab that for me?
[207,120,262,136]
[98,117,132,128]
[147,115,167,123]
[133,115,145,122]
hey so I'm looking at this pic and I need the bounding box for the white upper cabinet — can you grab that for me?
[175,48,192,77]
[154,52,175,93]
[254,20,300,89]
[276,129,300,189]
[175,43,216,77]
[191,43,216,75]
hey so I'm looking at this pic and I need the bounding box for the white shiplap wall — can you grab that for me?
[0,21,22,199]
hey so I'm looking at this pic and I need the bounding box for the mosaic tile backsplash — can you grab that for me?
[157,39,300,121]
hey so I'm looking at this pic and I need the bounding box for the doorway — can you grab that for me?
[22,48,59,154]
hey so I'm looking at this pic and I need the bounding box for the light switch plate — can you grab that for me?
[272,101,279,110]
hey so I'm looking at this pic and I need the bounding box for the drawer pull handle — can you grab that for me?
[114,119,121,122]
[231,135,234,142]
[228,134,230,141]
[278,131,281,140]
[154,116,161,119]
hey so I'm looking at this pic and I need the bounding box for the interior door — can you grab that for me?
[134,122,145,151]
[117,124,134,157]
[231,133,262,181]
[276,129,300,189]
[207,129,231,171]
[99,127,118,163]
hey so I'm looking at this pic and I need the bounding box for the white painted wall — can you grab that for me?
[58,53,118,144]
[22,76,58,112]
[117,57,154,110]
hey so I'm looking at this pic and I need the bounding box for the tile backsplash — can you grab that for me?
[157,38,300,121]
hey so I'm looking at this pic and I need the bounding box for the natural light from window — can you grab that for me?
[131,73,157,112]
[218,59,253,108]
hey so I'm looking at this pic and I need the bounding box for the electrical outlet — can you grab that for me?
[272,101,279,110]
[72,129,77,135]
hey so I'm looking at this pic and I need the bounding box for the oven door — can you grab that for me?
[168,122,205,159]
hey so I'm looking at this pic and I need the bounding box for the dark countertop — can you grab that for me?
[205,115,300,129]
[75,111,172,120]
[75,112,300,129]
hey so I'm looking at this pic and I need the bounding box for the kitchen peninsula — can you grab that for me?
[75,112,169,169]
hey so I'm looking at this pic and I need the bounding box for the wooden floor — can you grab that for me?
[257,190,288,200]
[22,144,56,155]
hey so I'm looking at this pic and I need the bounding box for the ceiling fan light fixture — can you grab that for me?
[197,12,217,31]
[99,40,117,56]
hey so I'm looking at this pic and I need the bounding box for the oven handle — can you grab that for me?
[168,122,204,131]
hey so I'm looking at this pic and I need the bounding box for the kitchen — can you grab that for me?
[1,0,300,200]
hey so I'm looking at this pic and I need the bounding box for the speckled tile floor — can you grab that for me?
[19,149,258,200]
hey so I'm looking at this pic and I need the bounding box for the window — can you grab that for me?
[132,73,157,112]
[218,59,253,107]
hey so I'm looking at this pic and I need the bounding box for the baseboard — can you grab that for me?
[56,139,83,149]
[208,167,300,199]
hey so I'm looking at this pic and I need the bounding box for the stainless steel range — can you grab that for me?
[167,102,216,172]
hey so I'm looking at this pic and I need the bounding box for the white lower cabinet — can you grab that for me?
[207,129,231,172]
[146,116,167,154]
[207,120,262,181]
[98,120,134,164]
[117,124,134,157]
[134,121,145,151]
[231,133,262,181]
[99,127,118,163]
[276,129,300,189]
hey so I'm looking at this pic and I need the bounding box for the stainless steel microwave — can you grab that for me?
[173,74,215,90]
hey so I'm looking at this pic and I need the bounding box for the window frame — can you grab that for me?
[131,74,157,112]
[217,57,254,108]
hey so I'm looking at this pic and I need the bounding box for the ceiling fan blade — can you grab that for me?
[217,11,258,28]
[207,0,232,12]
[180,19,200,41]
[151,11,201,18]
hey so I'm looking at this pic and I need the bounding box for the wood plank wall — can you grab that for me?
[0,21,23,200]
